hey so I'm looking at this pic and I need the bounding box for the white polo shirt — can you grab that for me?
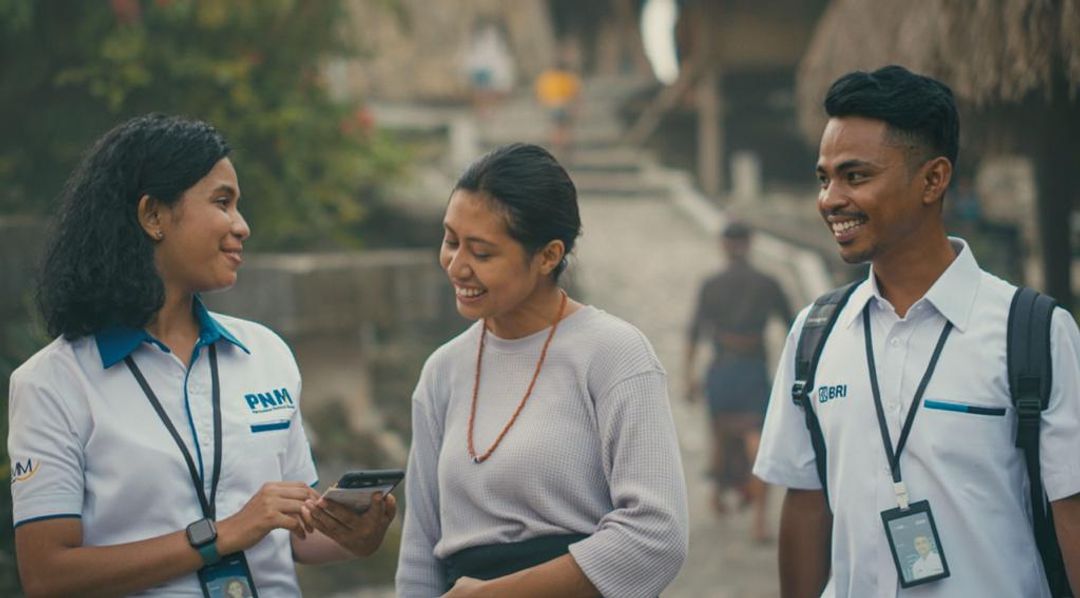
[8,299,318,597]
[754,239,1080,598]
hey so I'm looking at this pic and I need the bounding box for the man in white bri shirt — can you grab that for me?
[910,536,943,580]
[753,65,1080,597]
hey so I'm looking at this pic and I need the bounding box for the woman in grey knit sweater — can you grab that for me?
[395,144,689,597]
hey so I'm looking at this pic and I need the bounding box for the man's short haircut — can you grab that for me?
[824,65,959,168]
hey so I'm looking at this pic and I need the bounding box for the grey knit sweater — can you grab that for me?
[395,306,689,597]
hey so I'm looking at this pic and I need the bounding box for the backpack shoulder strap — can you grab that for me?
[1008,286,1070,596]
[792,281,861,501]
[1008,286,1055,421]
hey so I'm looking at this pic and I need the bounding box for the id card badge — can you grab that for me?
[881,500,950,588]
[197,552,259,598]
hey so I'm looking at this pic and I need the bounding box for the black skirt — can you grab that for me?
[442,533,588,591]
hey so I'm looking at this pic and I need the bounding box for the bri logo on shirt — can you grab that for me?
[818,384,848,403]
[244,388,295,414]
[11,458,39,483]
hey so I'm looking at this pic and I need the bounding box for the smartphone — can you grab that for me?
[321,469,404,514]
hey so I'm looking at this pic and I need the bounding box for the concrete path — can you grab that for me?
[573,194,783,598]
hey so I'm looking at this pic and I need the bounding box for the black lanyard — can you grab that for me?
[863,307,953,509]
[125,344,222,520]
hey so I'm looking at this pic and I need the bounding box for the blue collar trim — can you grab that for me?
[95,296,249,368]
[193,297,249,354]
[95,327,168,369]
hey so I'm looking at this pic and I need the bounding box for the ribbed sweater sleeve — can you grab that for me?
[395,377,446,596]
[568,370,689,597]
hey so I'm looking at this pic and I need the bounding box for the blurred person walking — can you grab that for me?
[396,143,688,597]
[534,59,582,160]
[754,66,1080,597]
[684,221,792,542]
[8,114,396,596]
[463,19,516,120]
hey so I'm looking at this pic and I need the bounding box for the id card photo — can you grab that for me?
[881,500,950,588]
[197,552,259,598]
[209,577,253,598]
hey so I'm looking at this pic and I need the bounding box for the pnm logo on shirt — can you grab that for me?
[818,384,848,403]
[11,458,39,483]
[244,388,295,414]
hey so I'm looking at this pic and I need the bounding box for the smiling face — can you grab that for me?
[914,535,932,557]
[816,117,941,265]
[153,158,250,294]
[226,580,247,598]
[440,189,556,322]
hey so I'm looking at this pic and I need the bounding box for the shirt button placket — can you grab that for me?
[187,364,212,494]
[889,327,909,419]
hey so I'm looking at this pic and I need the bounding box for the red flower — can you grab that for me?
[341,107,376,137]
[110,0,142,24]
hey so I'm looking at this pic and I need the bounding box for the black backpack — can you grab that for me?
[791,283,1071,597]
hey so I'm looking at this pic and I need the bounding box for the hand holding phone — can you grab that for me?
[322,469,404,514]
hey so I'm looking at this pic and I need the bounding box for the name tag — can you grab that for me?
[242,386,296,434]
[198,552,258,597]
[243,388,295,416]
[881,500,951,588]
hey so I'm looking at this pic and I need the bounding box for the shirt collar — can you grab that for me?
[192,296,248,352]
[841,238,979,332]
[95,296,249,369]
[840,277,875,329]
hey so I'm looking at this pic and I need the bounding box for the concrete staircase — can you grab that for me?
[475,75,671,199]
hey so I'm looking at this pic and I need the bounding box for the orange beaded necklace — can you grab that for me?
[467,290,569,464]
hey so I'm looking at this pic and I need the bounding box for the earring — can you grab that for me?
[154,231,164,241]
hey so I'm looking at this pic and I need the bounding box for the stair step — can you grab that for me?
[571,172,668,198]
[569,147,645,173]
[480,128,623,148]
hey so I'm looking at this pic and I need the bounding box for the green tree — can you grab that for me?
[0,0,406,249]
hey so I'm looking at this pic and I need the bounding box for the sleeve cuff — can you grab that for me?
[568,532,684,598]
[1043,468,1080,502]
[752,459,823,490]
[14,513,81,529]
[13,492,83,526]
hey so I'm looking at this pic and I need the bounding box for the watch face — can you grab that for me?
[187,518,216,546]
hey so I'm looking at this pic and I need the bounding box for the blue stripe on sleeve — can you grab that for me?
[14,513,82,529]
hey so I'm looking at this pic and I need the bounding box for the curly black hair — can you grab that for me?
[37,114,231,339]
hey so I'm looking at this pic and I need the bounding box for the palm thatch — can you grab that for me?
[796,0,1080,142]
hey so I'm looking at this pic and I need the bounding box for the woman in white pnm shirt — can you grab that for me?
[8,114,395,596]
[396,143,689,598]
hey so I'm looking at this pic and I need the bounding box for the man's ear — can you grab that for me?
[921,157,953,207]
[538,239,566,276]
[137,194,166,241]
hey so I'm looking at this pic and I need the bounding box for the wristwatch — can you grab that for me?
[186,518,221,566]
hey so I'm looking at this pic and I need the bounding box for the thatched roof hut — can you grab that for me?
[796,0,1080,142]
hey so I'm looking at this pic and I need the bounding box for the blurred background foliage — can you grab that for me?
[0,0,408,250]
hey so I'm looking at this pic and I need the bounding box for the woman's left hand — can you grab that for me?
[302,492,397,557]
[442,576,488,598]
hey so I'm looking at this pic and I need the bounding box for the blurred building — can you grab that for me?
[623,1,830,194]
[328,0,556,102]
